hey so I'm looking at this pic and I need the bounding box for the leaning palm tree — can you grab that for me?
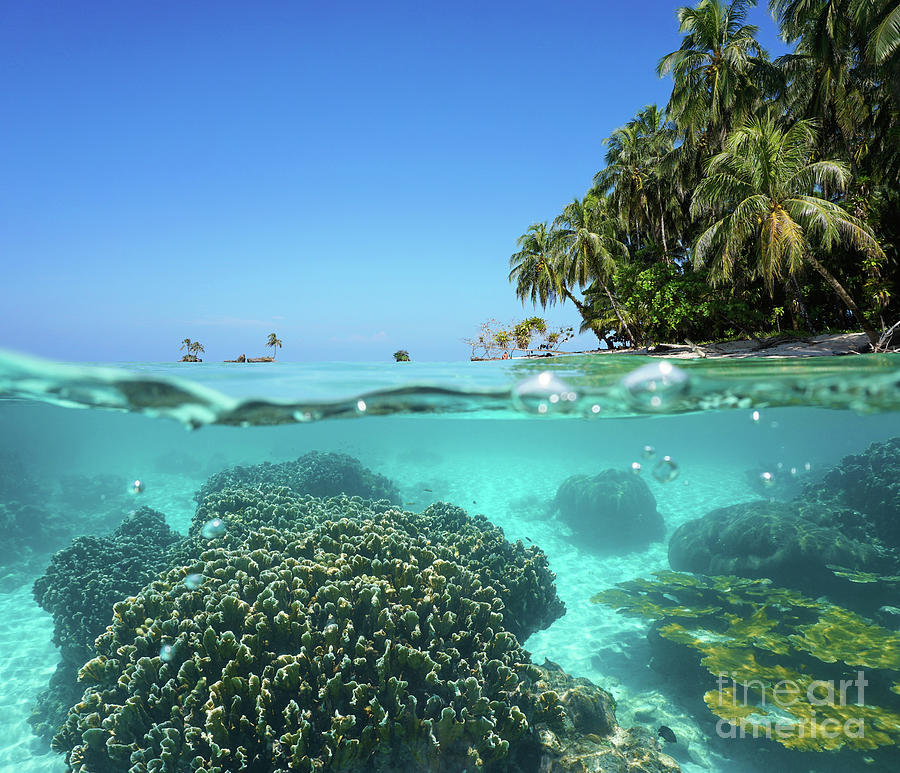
[691,117,884,343]
[508,222,564,308]
[189,341,205,360]
[553,193,635,343]
[266,332,283,359]
[180,338,193,354]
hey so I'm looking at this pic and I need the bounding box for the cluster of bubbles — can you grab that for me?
[512,372,578,415]
[620,362,690,411]
[630,445,680,483]
[200,517,227,540]
[159,644,175,662]
[751,410,813,488]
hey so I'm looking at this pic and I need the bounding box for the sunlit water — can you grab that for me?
[1,350,899,773]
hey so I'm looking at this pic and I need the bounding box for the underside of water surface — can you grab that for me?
[1,350,900,773]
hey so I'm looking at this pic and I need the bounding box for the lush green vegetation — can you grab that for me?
[392,349,411,362]
[509,0,899,348]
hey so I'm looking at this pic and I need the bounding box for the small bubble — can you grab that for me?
[200,518,226,540]
[184,573,204,590]
[790,467,798,476]
[621,362,689,411]
[652,456,679,483]
[759,471,775,488]
[159,644,175,662]
[132,479,144,494]
[804,462,812,472]
[631,462,642,474]
[512,372,576,415]
[770,421,779,429]
[590,404,601,414]
[683,480,690,486]
[776,462,784,471]
[356,400,367,413]
[642,445,656,459]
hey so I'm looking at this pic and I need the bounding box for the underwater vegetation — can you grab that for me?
[35,452,677,772]
[593,572,900,758]
[553,469,665,553]
[195,451,402,506]
[30,508,181,742]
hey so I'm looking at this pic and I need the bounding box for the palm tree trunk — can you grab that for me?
[599,281,635,345]
[657,187,670,263]
[561,289,604,347]
[803,252,877,345]
[788,277,813,332]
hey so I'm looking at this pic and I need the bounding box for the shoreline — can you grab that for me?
[501,332,881,361]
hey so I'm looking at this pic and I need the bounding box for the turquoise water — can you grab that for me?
[2,351,900,772]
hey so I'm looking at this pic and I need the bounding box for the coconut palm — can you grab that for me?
[691,117,884,342]
[850,0,900,64]
[553,193,635,343]
[190,341,205,358]
[595,105,680,259]
[658,0,773,150]
[508,223,564,308]
[266,333,283,359]
[180,338,193,354]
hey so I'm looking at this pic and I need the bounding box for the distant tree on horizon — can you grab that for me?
[266,332,283,359]
[190,341,205,358]
[392,350,410,362]
[180,338,193,354]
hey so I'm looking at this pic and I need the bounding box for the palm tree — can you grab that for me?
[508,222,564,308]
[691,117,884,342]
[266,332,283,359]
[658,0,773,150]
[392,350,410,362]
[180,338,193,354]
[553,193,635,343]
[850,0,900,64]
[190,341,205,359]
[595,105,680,259]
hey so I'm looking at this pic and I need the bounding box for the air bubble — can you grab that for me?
[642,445,656,459]
[159,644,175,662]
[751,410,761,423]
[356,400,367,413]
[621,362,689,410]
[631,462,642,474]
[184,573,204,590]
[652,456,679,482]
[512,372,576,415]
[200,518,226,540]
[759,471,775,488]
[131,479,144,494]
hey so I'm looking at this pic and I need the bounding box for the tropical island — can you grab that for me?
[179,333,283,363]
[504,0,900,358]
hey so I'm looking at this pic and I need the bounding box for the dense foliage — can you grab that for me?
[509,0,900,348]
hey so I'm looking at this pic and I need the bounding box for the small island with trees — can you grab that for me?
[179,333,284,363]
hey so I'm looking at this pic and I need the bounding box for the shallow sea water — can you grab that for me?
[1,351,899,773]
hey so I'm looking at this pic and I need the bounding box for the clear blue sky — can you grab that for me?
[0,1,786,362]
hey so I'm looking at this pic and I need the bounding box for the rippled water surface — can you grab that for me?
[2,350,899,773]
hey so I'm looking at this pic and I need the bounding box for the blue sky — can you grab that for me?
[0,1,786,362]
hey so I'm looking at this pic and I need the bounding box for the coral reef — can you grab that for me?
[801,437,900,552]
[51,488,674,772]
[553,469,665,553]
[30,508,180,742]
[195,451,401,505]
[667,500,894,602]
[593,571,900,757]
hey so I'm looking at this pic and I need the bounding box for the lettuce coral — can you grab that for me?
[195,451,401,506]
[53,491,576,772]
